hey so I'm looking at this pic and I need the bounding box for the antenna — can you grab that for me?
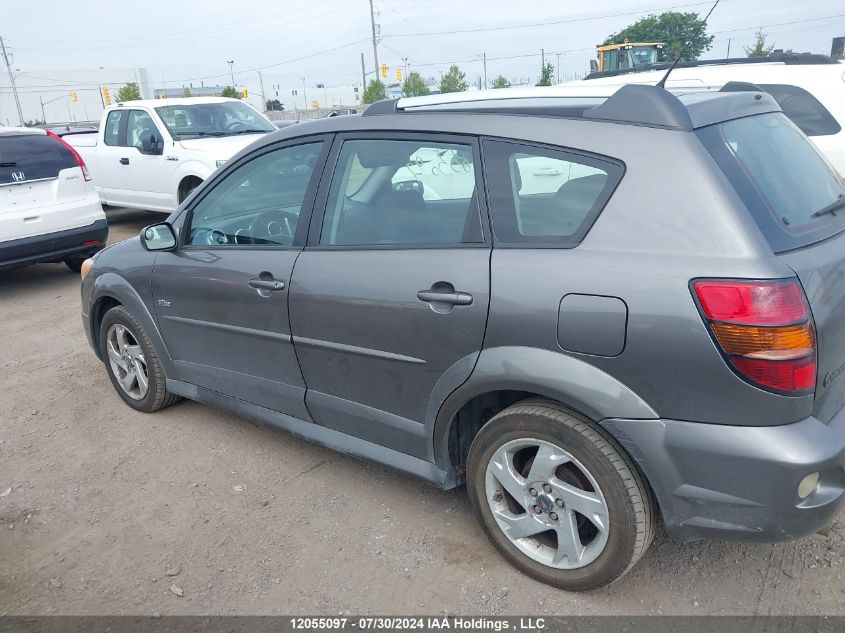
[656,0,721,88]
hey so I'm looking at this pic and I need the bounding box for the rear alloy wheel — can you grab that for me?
[99,306,180,412]
[466,400,655,590]
[64,257,85,273]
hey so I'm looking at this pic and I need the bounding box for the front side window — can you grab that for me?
[125,110,160,149]
[484,140,622,246]
[156,101,274,140]
[186,141,323,247]
[320,139,481,246]
[104,111,124,146]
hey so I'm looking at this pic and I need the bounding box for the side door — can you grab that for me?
[121,109,170,210]
[288,133,491,459]
[152,136,330,419]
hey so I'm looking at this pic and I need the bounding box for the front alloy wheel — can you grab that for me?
[106,323,149,400]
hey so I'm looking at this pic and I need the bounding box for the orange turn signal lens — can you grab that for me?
[80,258,95,280]
[711,321,814,359]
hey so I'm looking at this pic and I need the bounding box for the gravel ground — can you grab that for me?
[0,207,843,616]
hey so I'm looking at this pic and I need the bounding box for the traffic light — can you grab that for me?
[101,86,111,106]
[396,68,402,81]
[70,90,78,103]
[242,88,248,98]
[380,63,388,79]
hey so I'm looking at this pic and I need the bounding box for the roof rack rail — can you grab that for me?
[584,51,838,81]
[362,84,696,130]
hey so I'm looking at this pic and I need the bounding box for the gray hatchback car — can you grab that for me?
[80,84,845,590]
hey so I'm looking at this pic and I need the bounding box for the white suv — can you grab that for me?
[1,127,107,271]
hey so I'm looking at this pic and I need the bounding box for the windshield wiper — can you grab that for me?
[174,131,226,137]
[811,195,845,218]
[231,129,270,135]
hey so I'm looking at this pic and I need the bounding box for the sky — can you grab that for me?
[1,0,844,95]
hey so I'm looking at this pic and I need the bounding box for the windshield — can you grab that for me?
[698,112,845,252]
[155,101,274,140]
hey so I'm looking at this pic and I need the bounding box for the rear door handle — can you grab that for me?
[249,278,285,291]
[416,290,473,306]
[119,157,129,165]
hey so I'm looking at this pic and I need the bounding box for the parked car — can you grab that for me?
[79,84,845,590]
[1,127,107,271]
[579,52,845,172]
[65,97,276,213]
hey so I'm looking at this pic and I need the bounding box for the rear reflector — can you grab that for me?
[46,130,90,182]
[83,240,101,246]
[693,279,816,395]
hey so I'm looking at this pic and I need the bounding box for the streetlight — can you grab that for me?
[226,60,235,89]
[301,77,308,110]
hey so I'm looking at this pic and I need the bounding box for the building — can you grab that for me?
[0,67,153,126]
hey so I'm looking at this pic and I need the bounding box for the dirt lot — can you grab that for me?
[0,207,843,616]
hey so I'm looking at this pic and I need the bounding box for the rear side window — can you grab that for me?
[760,84,841,137]
[698,112,845,252]
[0,133,77,185]
[104,111,124,146]
[483,140,622,246]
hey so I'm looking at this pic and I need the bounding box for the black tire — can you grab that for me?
[466,399,655,591]
[64,257,85,273]
[99,305,180,413]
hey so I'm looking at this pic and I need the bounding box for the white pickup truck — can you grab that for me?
[66,97,276,212]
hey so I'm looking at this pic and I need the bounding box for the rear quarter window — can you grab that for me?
[698,112,845,252]
[0,133,77,185]
[482,139,623,246]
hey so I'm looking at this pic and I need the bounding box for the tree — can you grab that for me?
[265,99,284,111]
[491,75,511,89]
[221,86,241,99]
[117,82,141,102]
[603,11,714,61]
[362,79,387,104]
[535,62,554,87]
[439,64,468,94]
[744,29,774,58]
[182,86,192,98]
[402,72,429,98]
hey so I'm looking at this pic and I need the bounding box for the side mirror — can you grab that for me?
[393,180,424,196]
[141,222,177,251]
[140,134,163,155]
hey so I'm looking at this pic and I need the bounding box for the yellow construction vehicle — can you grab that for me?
[592,41,665,74]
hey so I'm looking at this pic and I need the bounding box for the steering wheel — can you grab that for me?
[225,120,248,132]
[247,210,296,245]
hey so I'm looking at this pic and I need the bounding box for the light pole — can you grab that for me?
[226,60,235,89]
[251,68,266,111]
[555,52,562,84]
[301,77,308,110]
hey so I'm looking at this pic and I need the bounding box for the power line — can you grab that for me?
[383,1,715,38]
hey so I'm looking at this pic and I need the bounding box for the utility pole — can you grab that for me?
[361,52,367,89]
[226,60,234,88]
[368,0,379,77]
[253,68,266,111]
[726,38,732,59]
[541,48,545,69]
[1,36,24,126]
[482,52,488,90]
[555,52,562,84]
[301,77,308,110]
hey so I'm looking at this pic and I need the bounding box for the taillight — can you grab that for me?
[693,279,816,395]
[46,130,90,181]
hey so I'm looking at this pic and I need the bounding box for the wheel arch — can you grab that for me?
[89,272,175,377]
[431,346,658,479]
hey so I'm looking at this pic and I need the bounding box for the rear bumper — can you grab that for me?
[0,219,108,269]
[602,406,845,542]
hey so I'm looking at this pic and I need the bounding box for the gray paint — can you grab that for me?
[80,87,845,544]
[557,294,628,357]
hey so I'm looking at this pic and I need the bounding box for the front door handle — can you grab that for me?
[417,290,473,306]
[119,157,129,165]
[249,278,285,291]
